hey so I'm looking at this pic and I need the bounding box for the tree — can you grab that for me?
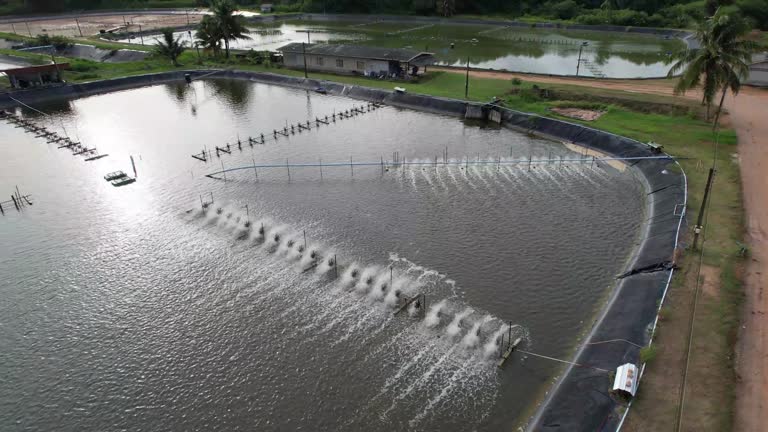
[209,0,251,58]
[154,28,185,66]
[600,0,619,22]
[667,8,755,123]
[195,15,223,56]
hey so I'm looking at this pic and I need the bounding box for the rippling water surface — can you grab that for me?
[0,80,644,431]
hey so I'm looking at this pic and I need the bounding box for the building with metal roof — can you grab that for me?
[1,63,70,89]
[747,52,768,87]
[277,43,435,78]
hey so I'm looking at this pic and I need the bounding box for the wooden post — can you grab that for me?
[11,195,19,211]
[130,155,137,178]
[499,333,504,358]
[302,42,308,79]
[319,157,323,180]
[303,230,307,250]
[286,159,291,182]
[220,159,226,181]
[75,18,83,37]
[334,254,338,279]
[350,156,354,177]
[464,56,470,99]
[507,321,513,350]
[252,157,258,181]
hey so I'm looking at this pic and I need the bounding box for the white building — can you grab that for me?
[260,3,273,13]
[277,43,435,78]
[747,52,768,87]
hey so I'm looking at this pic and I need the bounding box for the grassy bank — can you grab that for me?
[0,46,745,431]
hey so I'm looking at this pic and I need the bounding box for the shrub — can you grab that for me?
[511,77,522,85]
[640,345,657,364]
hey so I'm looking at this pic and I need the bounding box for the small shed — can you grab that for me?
[260,3,274,12]
[277,43,435,78]
[1,63,70,89]
[612,363,639,398]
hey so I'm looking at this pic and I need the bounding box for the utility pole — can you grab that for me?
[692,167,715,249]
[75,18,83,37]
[302,42,308,79]
[464,56,470,99]
[139,25,144,45]
[307,30,311,44]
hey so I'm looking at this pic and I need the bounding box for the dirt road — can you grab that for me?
[433,66,680,97]
[437,67,768,431]
[728,88,768,432]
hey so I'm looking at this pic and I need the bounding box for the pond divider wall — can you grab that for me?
[0,70,687,432]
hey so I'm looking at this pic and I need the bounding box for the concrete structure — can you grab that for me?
[277,43,435,78]
[1,63,70,89]
[747,52,768,87]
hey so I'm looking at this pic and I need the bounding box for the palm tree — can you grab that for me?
[668,8,755,124]
[154,28,185,66]
[209,0,251,59]
[600,0,618,23]
[195,15,223,56]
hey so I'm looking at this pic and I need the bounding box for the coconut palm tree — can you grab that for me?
[154,28,185,66]
[195,15,223,56]
[600,0,618,23]
[667,8,755,124]
[209,0,251,59]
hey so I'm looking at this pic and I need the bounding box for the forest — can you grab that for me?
[7,0,768,30]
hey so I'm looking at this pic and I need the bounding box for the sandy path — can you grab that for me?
[438,66,768,430]
[432,66,680,97]
[729,88,768,432]
[0,13,204,37]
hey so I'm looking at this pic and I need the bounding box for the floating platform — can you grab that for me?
[110,176,136,187]
[104,171,127,181]
[85,154,109,162]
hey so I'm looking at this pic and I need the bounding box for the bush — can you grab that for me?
[32,34,71,50]
[736,0,768,30]
[511,77,523,85]
[546,0,581,20]
[640,345,657,364]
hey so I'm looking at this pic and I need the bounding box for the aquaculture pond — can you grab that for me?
[0,79,645,431]
[119,18,683,78]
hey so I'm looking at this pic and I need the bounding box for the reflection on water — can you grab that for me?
[118,20,682,78]
[0,79,644,431]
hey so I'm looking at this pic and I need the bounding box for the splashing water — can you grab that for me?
[425,300,447,328]
[447,307,473,338]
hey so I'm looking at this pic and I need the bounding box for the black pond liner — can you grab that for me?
[0,70,687,431]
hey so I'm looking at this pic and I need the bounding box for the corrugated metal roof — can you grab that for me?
[277,43,435,65]
[612,363,638,396]
[0,63,70,74]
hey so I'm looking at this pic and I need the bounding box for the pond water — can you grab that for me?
[118,19,682,78]
[0,79,644,431]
